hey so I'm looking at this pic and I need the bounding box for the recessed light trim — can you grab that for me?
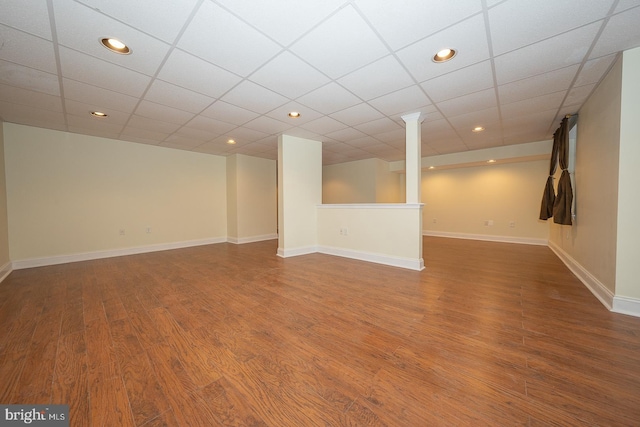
[432,48,457,63]
[487,159,496,164]
[227,139,236,145]
[472,126,485,132]
[288,111,301,118]
[100,37,131,55]
[428,166,435,170]
[90,111,108,118]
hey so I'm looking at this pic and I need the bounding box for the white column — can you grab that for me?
[277,134,322,257]
[402,112,425,204]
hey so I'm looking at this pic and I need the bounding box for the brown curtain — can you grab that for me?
[553,118,573,225]
[539,122,561,220]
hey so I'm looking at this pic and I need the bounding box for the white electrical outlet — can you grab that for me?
[340,227,348,236]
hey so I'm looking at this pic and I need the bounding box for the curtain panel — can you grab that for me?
[539,117,573,225]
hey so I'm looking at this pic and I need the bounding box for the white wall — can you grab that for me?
[0,122,10,277]
[615,47,640,301]
[422,160,549,243]
[227,154,277,242]
[4,124,227,262]
[549,56,622,294]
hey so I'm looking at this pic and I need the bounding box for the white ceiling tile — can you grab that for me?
[126,114,182,134]
[421,60,494,102]
[297,82,361,114]
[157,49,242,99]
[221,81,288,114]
[120,134,163,146]
[0,60,60,96]
[325,127,367,142]
[184,115,236,135]
[59,47,151,97]
[497,65,579,105]
[215,0,347,46]
[0,83,62,112]
[502,108,557,133]
[249,51,330,99]
[0,25,56,73]
[144,79,214,114]
[396,15,490,82]
[224,127,270,144]
[67,126,121,140]
[75,0,199,43]
[565,83,597,106]
[423,118,455,134]
[338,56,415,101]
[290,5,389,79]
[120,126,168,142]
[368,86,431,117]
[192,142,232,155]
[299,116,349,135]
[63,78,139,113]
[494,22,601,84]
[66,113,124,133]
[160,137,204,149]
[354,117,402,135]
[280,128,322,140]
[447,106,500,129]
[201,101,259,126]
[178,1,281,76]
[329,103,385,126]
[0,100,64,127]
[590,6,640,59]
[53,2,171,76]
[174,126,219,142]
[243,116,293,135]
[355,0,482,50]
[489,0,615,55]
[135,100,194,125]
[0,0,52,40]
[375,128,406,144]
[574,54,617,87]
[615,1,640,13]
[501,91,567,120]
[437,88,497,118]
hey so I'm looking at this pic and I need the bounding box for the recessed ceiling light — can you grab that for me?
[100,37,131,55]
[288,111,301,118]
[472,126,485,132]
[227,139,236,145]
[428,166,435,170]
[487,159,496,164]
[90,111,108,118]
[432,48,457,63]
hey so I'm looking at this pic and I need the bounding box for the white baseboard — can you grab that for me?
[612,296,640,317]
[12,237,228,270]
[423,230,547,246]
[548,240,614,311]
[276,246,318,258]
[227,234,278,244]
[0,261,12,283]
[318,245,424,271]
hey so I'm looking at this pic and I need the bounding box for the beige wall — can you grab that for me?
[615,47,640,300]
[423,160,549,242]
[278,135,322,255]
[0,122,10,269]
[322,158,402,204]
[4,123,227,261]
[228,154,276,241]
[549,56,622,294]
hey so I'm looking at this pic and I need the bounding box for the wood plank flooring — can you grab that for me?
[1,236,639,426]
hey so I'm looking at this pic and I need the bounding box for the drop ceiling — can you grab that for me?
[1,0,639,165]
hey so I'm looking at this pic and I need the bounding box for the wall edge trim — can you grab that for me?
[422,230,547,246]
[317,245,424,271]
[547,240,614,311]
[612,296,640,318]
[12,237,228,269]
[228,234,278,245]
[0,261,13,282]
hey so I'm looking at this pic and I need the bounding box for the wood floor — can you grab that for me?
[1,237,639,426]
